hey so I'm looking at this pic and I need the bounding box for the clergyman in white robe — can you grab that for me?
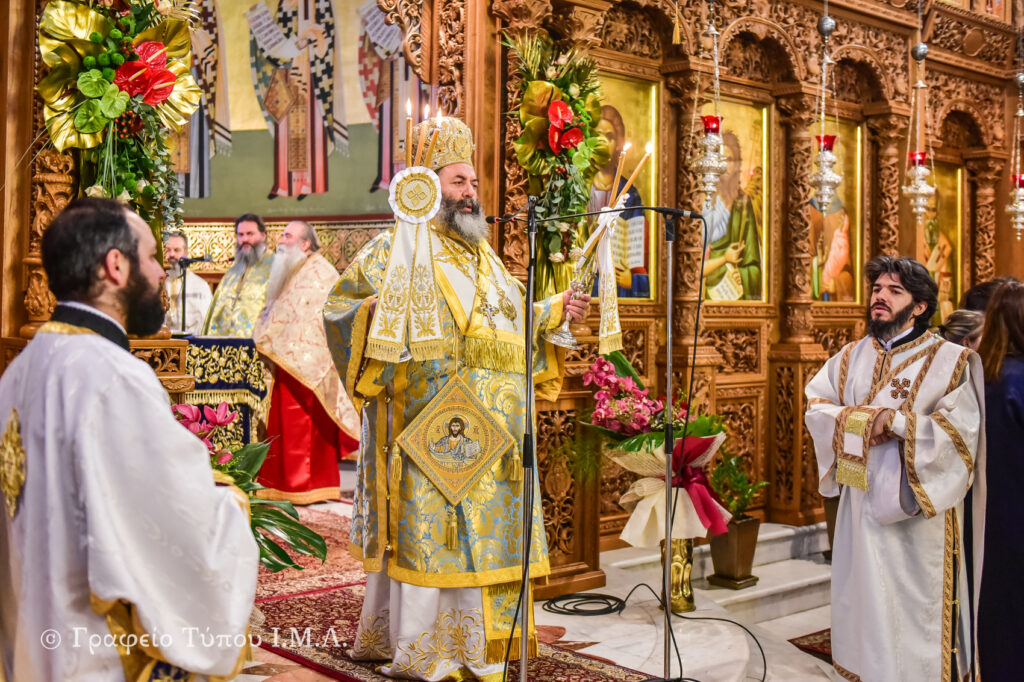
[805,329,984,682]
[0,302,259,681]
[165,268,213,335]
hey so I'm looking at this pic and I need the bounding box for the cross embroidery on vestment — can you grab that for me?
[890,377,911,400]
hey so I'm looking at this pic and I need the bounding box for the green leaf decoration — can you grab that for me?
[73,100,109,134]
[77,69,110,99]
[98,84,129,119]
[231,441,270,478]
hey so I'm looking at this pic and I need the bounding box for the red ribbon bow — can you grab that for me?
[671,434,730,536]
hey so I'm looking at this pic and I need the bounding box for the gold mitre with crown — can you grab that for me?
[411,116,475,170]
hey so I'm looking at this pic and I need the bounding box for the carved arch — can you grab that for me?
[831,44,894,101]
[598,1,680,59]
[934,99,991,147]
[719,17,805,82]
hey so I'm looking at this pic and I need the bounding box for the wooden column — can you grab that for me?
[768,89,829,525]
[964,152,1005,287]
[865,105,911,258]
[664,69,724,415]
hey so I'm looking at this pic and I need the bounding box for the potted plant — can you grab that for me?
[707,454,769,589]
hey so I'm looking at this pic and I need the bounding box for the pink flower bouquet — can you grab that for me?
[582,353,731,546]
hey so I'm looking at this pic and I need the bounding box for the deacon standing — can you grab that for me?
[202,213,274,336]
[0,199,258,680]
[253,220,360,504]
[804,256,984,682]
[324,116,590,680]
[163,230,213,334]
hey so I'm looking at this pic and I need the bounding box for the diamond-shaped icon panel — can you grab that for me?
[396,376,515,506]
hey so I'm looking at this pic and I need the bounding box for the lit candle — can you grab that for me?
[816,134,837,152]
[610,141,632,207]
[405,99,413,167]
[423,128,441,168]
[414,105,430,166]
[701,115,721,134]
[616,141,653,204]
[909,151,928,166]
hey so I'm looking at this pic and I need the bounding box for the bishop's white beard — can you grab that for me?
[265,243,308,307]
[439,196,489,243]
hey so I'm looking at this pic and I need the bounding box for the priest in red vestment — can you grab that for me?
[253,221,360,503]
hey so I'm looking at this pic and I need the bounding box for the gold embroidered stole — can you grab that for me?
[432,228,527,375]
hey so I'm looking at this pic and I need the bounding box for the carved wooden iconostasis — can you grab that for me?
[2,0,1024,600]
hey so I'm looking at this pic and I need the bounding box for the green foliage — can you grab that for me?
[709,453,769,517]
[604,350,644,388]
[218,442,328,573]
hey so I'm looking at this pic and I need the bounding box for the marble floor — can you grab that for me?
[236,467,834,681]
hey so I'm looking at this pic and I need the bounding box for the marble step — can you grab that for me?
[603,521,829,582]
[693,556,832,624]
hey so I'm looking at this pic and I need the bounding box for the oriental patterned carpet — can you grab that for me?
[253,508,653,681]
[788,628,832,664]
[255,507,365,602]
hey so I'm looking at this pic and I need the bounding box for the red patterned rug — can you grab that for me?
[251,585,653,681]
[256,508,365,602]
[788,628,832,664]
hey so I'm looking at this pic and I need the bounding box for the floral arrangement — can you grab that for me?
[173,402,328,573]
[582,353,732,544]
[37,0,202,230]
[506,33,610,298]
[584,356,663,437]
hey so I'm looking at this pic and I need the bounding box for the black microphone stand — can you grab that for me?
[517,195,539,681]
[503,202,703,682]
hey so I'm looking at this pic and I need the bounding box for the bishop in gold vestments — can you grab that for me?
[324,117,589,680]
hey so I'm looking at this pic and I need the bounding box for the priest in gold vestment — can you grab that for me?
[253,221,359,504]
[202,213,274,336]
[324,117,590,680]
[805,257,984,682]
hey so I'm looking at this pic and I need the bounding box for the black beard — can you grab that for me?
[867,299,917,341]
[122,268,166,336]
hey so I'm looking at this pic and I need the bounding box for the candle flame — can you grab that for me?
[645,141,654,154]
[623,141,632,152]
[423,104,430,120]
[406,98,412,117]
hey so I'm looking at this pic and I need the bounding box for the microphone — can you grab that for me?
[486,213,515,224]
[654,208,703,221]
[178,254,213,267]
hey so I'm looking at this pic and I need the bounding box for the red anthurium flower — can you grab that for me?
[558,127,583,150]
[549,125,564,154]
[113,41,177,105]
[547,99,573,131]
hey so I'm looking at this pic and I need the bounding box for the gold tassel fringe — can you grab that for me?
[409,338,446,362]
[598,331,623,356]
[389,443,402,490]
[445,507,459,550]
[364,340,404,364]
[508,446,523,482]
[464,336,527,375]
